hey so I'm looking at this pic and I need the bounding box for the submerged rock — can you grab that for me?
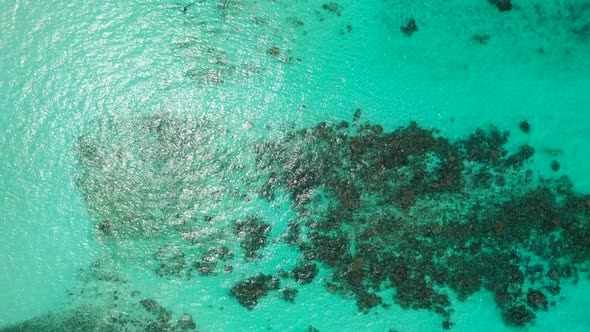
[1,300,195,332]
[401,18,418,36]
[176,313,197,330]
[291,261,319,284]
[233,215,271,259]
[255,118,590,327]
[155,243,186,277]
[488,0,512,12]
[230,274,281,309]
[472,34,491,44]
[281,287,299,303]
[321,3,342,16]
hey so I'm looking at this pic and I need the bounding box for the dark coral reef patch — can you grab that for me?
[230,274,281,310]
[255,117,590,326]
[73,113,590,328]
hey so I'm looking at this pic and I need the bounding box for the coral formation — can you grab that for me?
[230,274,281,309]
[255,115,590,326]
[401,19,418,36]
[233,215,272,259]
[321,3,342,16]
[71,110,590,328]
[75,113,248,245]
[488,0,513,12]
[1,261,197,331]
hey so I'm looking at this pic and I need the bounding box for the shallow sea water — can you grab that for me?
[1,0,590,331]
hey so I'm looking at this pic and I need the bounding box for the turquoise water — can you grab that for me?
[1,0,590,331]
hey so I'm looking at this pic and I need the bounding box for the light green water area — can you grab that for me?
[1,1,590,331]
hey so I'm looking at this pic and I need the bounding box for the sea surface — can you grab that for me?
[1,1,590,331]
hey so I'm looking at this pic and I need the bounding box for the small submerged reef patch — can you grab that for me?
[70,112,590,328]
[401,18,418,37]
[0,303,196,332]
[254,115,590,328]
[1,261,197,332]
[75,113,245,241]
[233,215,272,260]
[230,274,281,310]
[488,0,513,12]
[169,0,305,87]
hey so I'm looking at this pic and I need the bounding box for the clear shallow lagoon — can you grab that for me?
[1,1,590,331]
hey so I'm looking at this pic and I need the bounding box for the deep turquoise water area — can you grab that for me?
[1,0,590,331]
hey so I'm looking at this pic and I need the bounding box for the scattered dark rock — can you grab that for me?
[268,46,280,56]
[216,246,233,261]
[527,290,548,310]
[519,121,530,133]
[250,118,590,327]
[176,313,197,330]
[355,289,382,311]
[346,24,353,32]
[233,215,271,259]
[193,247,228,276]
[573,22,590,38]
[321,3,342,16]
[461,126,509,164]
[277,269,290,278]
[70,109,590,329]
[353,108,362,122]
[287,17,304,27]
[401,18,418,36]
[140,298,174,330]
[551,160,560,171]
[77,114,590,329]
[140,298,168,317]
[307,233,351,267]
[442,321,454,329]
[504,145,535,168]
[292,261,319,284]
[230,274,280,309]
[372,124,384,135]
[284,221,301,245]
[260,175,277,201]
[0,300,191,332]
[155,243,186,277]
[488,0,512,12]
[503,305,535,326]
[472,34,491,44]
[281,287,299,303]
